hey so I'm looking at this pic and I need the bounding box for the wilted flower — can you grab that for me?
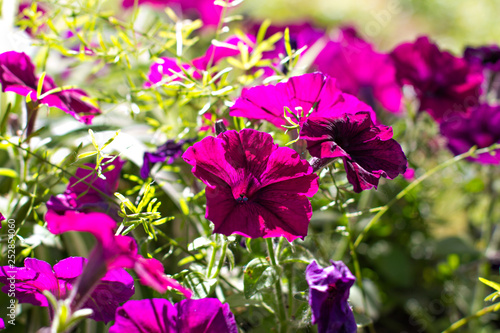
[46,157,124,217]
[145,35,254,87]
[440,104,500,164]
[300,112,407,192]
[391,36,483,122]
[44,210,192,298]
[314,27,402,113]
[141,139,196,178]
[306,260,357,333]
[182,128,319,241]
[0,257,134,323]
[230,72,376,129]
[110,298,238,333]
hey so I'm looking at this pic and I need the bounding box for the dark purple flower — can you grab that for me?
[145,35,254,87]
[300,112,407,192]
[122,0,227,27]
[110,298,238,333]
[182,129,319,241]
[141,138,196,178]
[314,27,402,113]
[46,157,124,215]
[44,210,192,298]
[0,51,101,125]
[230,72,376,129]
[464,45,500,72]
[440,104,500,164]
[391,36,483,122]
[306,260,357,333]
[0,257,134,323]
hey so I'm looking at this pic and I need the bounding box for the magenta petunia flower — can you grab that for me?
[300,112,407,192]
[230,72,376,129]
[0,51,101,124]
[464,45,500,72]
[314,27,402,113]
[0,318,4,329]
[145,35,254,87]
[183,128,319,241]
[121,0,226,26]
[391,36,483,122]
[44,210,192,298]
[18,1,47,36]
[141,138,195,178]
[0,257,134,323]
[110,298,237,333]
[46,157,124,216]
[306,260,357,333]
[440,104,500,164]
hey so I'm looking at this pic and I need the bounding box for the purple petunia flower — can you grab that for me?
[18,1,47,37]
[0,318,4,329]
[314,27,402,113]
[300,112,407,192]
[230,72,376,129]
[141,138,196,178]
[182,128,319,241]
[122,0,227,27]
[0,257,134,323]
[46,157,124,217]
[0,213,4,228]
[0,51,101,125]
[440,104,500,164]
[250,22,325,76]
[464,45,500,72]
[109,298,237,333]
[391,36,483,122]
[306,260,357,333]
[145,35,255,87]
[44,210,192,298]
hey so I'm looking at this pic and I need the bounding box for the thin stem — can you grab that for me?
[207,235,219,277]
[212,238,228,278]
[354,143,500,248]
[266,238,288,333]
[442,302,500,333]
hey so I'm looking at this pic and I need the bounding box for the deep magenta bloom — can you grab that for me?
[464,45,500,72]
[230,72,376,129]
[300,112,407,192]
[0,318,4,329]
[0,257,134,323]
[145,35,254,87]
[44,210,192,298]
[314,27,402,113]
[46,157,124,216]
[306,260,357,333]
[183,129,319,241]
[141,138,195,178]
[122,0,224,26]
[110,298,237,333]
[440,104,500,164]
[18,1,47,36]
[0,51,101,124]
[391,36,483,122]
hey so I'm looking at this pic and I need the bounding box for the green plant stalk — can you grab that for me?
[212,238,228,278]
[354,143,500,248]
[266,238,288,333]
[470,166,496,330]
[207,235,219,278]
[442,302,500,333]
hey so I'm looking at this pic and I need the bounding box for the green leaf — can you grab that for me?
[243,258,278,299]
[77,151,98,159]
[479,277,500,292]
[183,271,217,299]
[37,72,46,99]
[0,168,18,178]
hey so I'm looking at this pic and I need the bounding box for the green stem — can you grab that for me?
[442,302,500,333]
[212,238,228,278]
[470,166,496,330]
[266,238,288,333]
[207,235,219,278]
[354,143,500,248]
